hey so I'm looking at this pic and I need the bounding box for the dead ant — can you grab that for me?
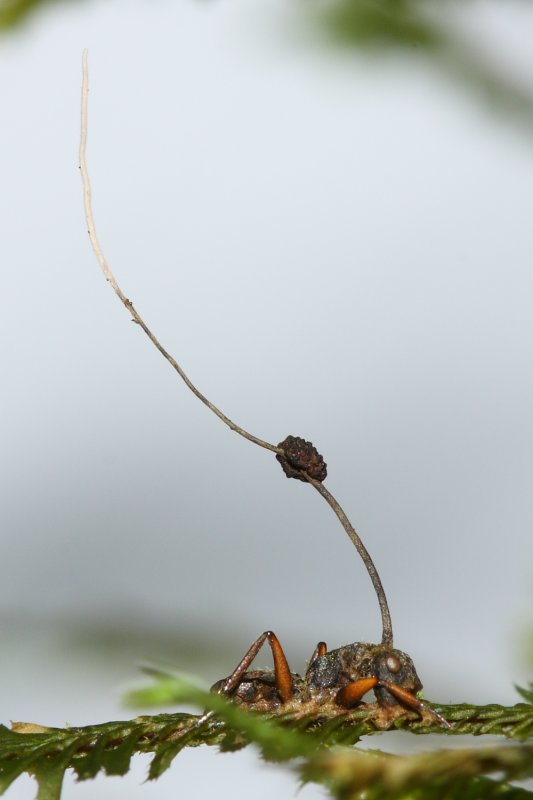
[79,58,450,732]
[208,436,450,729]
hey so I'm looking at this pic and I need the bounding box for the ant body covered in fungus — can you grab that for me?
[209,436,450,729]
[79,52,450,733]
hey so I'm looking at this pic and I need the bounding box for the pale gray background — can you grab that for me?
[1,1,533,797]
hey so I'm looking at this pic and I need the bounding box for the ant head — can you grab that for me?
[373,646,422,704]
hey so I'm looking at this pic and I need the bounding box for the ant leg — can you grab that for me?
[337,678,451,727]
[309,641,327,667]
[219,631,294,702]
[379,679,451,729]
[170,632,293,742]
[336,677,379,707]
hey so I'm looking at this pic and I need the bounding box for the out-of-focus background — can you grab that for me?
[1,1,533,797]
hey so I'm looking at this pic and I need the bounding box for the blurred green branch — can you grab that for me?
[0,0,72,29]
[301,744,533,800]
[2,0,533,134]
[321,0,442,48]
[317,0,533,133]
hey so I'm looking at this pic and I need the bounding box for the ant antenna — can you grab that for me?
[80,51,393,651]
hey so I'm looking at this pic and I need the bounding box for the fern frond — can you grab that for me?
[4,677,533,799]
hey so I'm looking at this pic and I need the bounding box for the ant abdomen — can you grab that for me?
[211,669,305,709]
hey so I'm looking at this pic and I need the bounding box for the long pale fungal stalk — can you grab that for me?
[80,50,393,649]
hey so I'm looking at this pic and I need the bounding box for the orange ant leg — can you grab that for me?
[380,679,451,728]
[336,677,379,707]
[336,677,450,727]
[309,641,327,666]
[171,632,293,742]
[220,630,294,702]
[177,631,293,739]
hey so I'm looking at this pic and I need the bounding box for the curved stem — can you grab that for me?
[79,51,279,457]
[306,477,393,647]
[80,51,392,648]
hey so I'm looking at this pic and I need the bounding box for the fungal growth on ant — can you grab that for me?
[79,52,451,732]
[210,435,450,728]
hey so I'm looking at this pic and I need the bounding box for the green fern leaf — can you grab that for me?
[515,685,533,705]
[5,675,533,798]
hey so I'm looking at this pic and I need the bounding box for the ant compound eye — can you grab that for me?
[386,654,401,674]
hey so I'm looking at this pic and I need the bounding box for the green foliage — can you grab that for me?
[3,674,533,799]
[2,2,533,796]
[301,745,533,800]
[322,0,442,49]
[3,0,533,135]
[0,0,64,29]
[516,685,533,705]
[316,0,533,131]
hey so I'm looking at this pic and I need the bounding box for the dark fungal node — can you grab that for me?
[276,435,327,483]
